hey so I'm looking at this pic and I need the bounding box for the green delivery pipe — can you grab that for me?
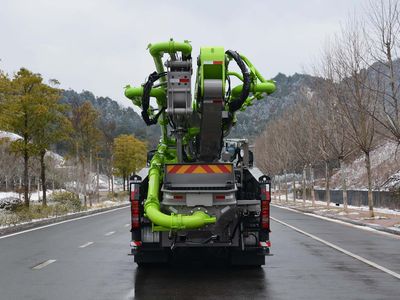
[148,40,192,80]
[239,54,267,83]
[231,81,276,98]
[124,86,168,141]
[144,145,216,231]
[124,86,166,106]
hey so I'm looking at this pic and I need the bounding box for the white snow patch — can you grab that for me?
[0,131,22,141]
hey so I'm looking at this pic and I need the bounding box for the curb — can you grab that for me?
[0,203,130,237]
[272,202,400,236]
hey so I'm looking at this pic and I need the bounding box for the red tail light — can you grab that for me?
[261,183,271,230]
[130,183,140,229]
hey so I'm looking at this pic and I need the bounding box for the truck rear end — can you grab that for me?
[129,150,271,266]
[123,41,276,266]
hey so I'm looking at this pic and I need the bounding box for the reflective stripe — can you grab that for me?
[166,164,232,174]
[259,241,271,248]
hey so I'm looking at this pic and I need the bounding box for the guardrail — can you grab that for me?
[314,189,400,210]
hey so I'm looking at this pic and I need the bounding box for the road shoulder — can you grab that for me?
[0,202,129,237]
[272,198,400,236]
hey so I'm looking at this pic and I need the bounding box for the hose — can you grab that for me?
[225,50,251,113]
[144,145,217,231]
[141,71,166,126]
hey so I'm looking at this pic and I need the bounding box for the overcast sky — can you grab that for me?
[0,0,365,108]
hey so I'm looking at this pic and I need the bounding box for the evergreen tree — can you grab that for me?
[113,134,146,191]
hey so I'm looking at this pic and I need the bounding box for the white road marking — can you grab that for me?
[124,223,130,227]
[272,204,400,239]
[105,231,115,236]
[0,206,128,240]
[32,259,56,270]
[79,241,94,248]
[271,216,400,280]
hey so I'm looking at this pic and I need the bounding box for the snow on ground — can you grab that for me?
[274,193,400,215]
[0,192,20,200]
[273,193,400,233]
[0,190,66,202]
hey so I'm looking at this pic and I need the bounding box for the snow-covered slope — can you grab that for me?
[329,141,400,191]
[0,131,21,141]
[0,131,64,166]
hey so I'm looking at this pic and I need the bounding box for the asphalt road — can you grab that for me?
[0,205,399,300]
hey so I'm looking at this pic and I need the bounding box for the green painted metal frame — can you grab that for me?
[124,40,276,231]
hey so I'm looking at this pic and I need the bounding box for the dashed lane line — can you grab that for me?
[105,231,115,236]
[271,216,400,280]
[124,223,130,227]
[79,241,94,248]
[32,259,56,270]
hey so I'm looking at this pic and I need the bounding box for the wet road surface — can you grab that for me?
[0,205,399,299]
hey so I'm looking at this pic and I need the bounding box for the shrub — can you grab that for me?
[50,191,81,212]
[0,197,23,211]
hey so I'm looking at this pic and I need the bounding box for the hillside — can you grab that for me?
[58,72,320,149]
[229,73,322,139]
[60,90,159,147]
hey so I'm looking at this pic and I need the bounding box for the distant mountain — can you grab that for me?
[229,73,323,139]
[59,72,322,150]
[60,90,159,147]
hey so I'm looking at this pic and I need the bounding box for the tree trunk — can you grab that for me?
[96,157,100,203]
[40,150,47,206]
[339,158,348,212]
[23,149,29,207]
[75,142,80,197]
[325,160,331,207]
[37,177,40,202]
[284,171,288,203]
[292,175,296,203]
[365,152,374,217]
[302,166,307,206]
[277,175,281,202]
[89,150,92,207]
[5,176,8,191]
[310,165,315,207]
[123,174,126,191]
[82,160,87,208]
[111,175,114,200]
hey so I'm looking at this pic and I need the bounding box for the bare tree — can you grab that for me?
[312,45,355,209]
[284,103,320,206]
[365,0,400,145]
[331,17,379,217]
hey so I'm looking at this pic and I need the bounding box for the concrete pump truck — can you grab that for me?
[124,40,276,266]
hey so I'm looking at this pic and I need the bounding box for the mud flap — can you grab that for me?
[230,249,265,266]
